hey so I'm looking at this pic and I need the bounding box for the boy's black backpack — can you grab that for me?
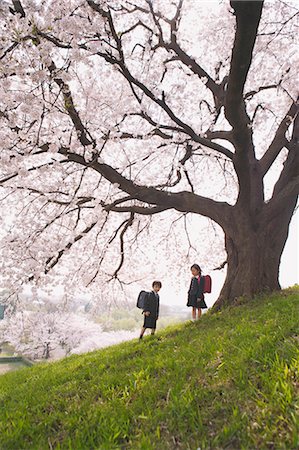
[136,290,148,310]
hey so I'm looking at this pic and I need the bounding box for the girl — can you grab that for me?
[187,264,207,320]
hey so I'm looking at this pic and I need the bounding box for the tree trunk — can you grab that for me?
[213,196,297,310]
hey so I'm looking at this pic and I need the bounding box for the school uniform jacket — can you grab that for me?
[187,276,207,308]
[143,291,160,329]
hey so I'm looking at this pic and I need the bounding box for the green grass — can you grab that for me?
[0,288,298,449]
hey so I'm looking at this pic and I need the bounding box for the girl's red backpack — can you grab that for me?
[203,275,212,293]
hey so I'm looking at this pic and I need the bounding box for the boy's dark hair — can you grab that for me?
[191,264,201,274]
[152,280,162,288]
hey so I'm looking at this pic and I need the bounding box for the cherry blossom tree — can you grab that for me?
[0,310,62,359]
[0,309,139,359]
[0,299,120,360]
[0,0,298,309]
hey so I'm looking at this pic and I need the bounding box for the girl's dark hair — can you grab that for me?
[152,280,162,288]
[191,264,201,274]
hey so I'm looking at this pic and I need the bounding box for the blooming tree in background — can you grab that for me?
[0,309,135,359]
[0,0,298,310]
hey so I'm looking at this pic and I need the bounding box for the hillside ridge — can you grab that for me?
[0,287,298,449]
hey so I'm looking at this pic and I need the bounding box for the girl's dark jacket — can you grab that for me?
[143,291,160,329]
[187,276,207,309]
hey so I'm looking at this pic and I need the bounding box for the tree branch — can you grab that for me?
[110,212,135,279]
[27,3,234,161]
[213,260,227,270]
[147,0,225,114]
[48,60,95,148]
[265,111,299,221]
[260,96,299,176]
[224,1,264,209]
[85,0,234,159]
[165,41,225,114]
[225,1,263,140]
[11,0,25,17]
[44,221,98,274]
[103,203,171,215]
[0,41,18,60]
[205,130,233,142]
[244,83,279,100]
[57,147,231,227]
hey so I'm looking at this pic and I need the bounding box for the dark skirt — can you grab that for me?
[143,314,157,329]
[197,297,207,309]
[187,296,207,309]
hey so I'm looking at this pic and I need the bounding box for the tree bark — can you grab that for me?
[213,193,297,310]
[210,0,298,309]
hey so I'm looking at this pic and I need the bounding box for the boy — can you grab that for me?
[139,281,161,340]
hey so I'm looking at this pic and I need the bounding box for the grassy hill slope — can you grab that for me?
[0,288,298,450]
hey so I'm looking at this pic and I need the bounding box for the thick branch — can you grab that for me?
[265,112,299,221]
[205,130,233,142]
[264,177,299,223]
[225,1,264,209]
[11,0,25,17]
[260,96,299,176]
[57,147,231,227]
[225,1,263,138]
